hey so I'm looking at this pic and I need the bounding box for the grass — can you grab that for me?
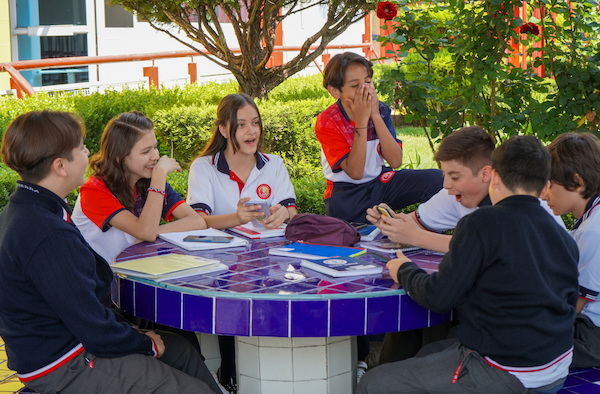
[396,127,439,170]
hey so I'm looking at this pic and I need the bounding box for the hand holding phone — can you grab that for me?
[376,204,394,218]
[246,200,271,228]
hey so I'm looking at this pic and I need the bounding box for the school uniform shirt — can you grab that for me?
[315,100,402,199]
[72,176,185,263]
[415,188,566,232]
[186,151,296,216]
[572,195,600,327]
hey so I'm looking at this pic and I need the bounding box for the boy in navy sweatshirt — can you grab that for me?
[357,136,579,393]
[0,111,220,393]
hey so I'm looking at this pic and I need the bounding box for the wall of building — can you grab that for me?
[0,0,11,90]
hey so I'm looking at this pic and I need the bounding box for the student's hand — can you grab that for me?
[386,250,411,283]
[236,197,267,225]
[345,84,372,127]
[263,204,288,229]
[366,203,395,226]
[367,84,381,119]
[145,330,165,358]
[153,155,182,176]
[378,213,418,245]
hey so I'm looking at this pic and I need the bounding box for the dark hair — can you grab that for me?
[2,110,85,182]
[323,52,374,91]
[547,132,600,199]
[89,111,154,210]
[492,135,550,195]
[434,126,495,175]
[201,93,263,157]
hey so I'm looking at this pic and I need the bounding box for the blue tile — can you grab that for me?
[156,288,182,329]
[252,299,289,337]
[119,277,134,315]
[182,294,213,333]
[399,294,429,331]
[429,309,452,327]
[575,368,600,382]
[567,383,600,393]
[291,300,328,337]
[330,298,365,336]
[111,276,119,307]
[215,298,251,336]
[134,283,156,322]
[366,295,399,334]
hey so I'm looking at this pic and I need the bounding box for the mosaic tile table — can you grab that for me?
[112,236,451,394]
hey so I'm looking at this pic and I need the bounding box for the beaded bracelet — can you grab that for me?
[147,187,166,197]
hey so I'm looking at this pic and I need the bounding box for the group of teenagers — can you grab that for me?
[0,51,597,394]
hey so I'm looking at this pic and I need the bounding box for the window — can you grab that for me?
[105,1,134,28]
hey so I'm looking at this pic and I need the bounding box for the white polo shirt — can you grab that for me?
[416,188,566,232]
[572,195,600,326]
[187,151,296,216]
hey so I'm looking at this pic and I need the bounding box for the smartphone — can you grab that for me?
[376,205,394,218]
[246,200,271,228]
[183,235,234,243]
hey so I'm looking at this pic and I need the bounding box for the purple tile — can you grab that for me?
[563,374,587,388]
[111,276,119,307]
[252,299,289,337]
[366,295,399,334]
[429,309,452,327]
[119,277,134,314]
[215,298,251,336]
[134,282,156,322]
[182,294,213,333]
[573,368,600,382]
[568,383,600,393]
[291,300,328,337]
[330,298,366,336]
[156,288,182,329]
[399,294,429,331]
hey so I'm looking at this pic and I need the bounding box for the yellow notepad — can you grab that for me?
[111,254,226,280]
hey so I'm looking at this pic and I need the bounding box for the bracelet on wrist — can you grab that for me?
[147,187,166,197]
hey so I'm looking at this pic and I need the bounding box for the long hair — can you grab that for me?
[201,93,263,157]
[89,111,154,210]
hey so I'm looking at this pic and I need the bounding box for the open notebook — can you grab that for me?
[159,228,248,251]
[111,254,228,280]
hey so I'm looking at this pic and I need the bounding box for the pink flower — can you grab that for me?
[519,22,540,36]
[377,2,398,21]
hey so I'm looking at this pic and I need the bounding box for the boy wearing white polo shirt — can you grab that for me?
[543,132,600,368]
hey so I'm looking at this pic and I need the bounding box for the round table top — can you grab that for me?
[112,236,451,337]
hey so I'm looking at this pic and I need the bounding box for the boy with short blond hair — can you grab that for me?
[315,52,442,224]
[543,132,600,367]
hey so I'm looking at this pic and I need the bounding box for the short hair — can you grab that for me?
[1,110,85,183]
[434,126,495,174]
[201,93,263,157]
[491,135,550,195]
[323,52,374,91]
[547,132,600,199]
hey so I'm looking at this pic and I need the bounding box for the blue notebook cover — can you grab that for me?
[357,225,381,241]
[300,256,383,277]
[269,242,366,260]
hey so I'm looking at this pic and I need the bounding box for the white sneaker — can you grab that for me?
[356,361,368,384]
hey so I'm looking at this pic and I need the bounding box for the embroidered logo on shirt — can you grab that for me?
[380,171,395,183]
[256,184,272,199]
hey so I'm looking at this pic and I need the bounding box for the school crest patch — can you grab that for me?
[380,171,394,183]
[257,184,272,199]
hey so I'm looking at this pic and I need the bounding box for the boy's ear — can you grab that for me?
[573,173,586,194]
[50,157,68,178]
[539,180,551,200]
[327,85,342,100]
[480,165,492,183]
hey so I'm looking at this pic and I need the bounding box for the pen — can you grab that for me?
[370,252,392,263]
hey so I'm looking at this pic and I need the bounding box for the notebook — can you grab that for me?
[269,241,367,260]
[111,253,228,280]
[228,222,286,239]
[357,225,381,241]
[300,256,383,277]
[359,239,419,254]
[159,228,248,251]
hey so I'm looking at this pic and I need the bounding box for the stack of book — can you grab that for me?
[111,253,228,281]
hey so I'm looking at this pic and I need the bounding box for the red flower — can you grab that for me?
[519,22,540,36]
[377,1,398,21]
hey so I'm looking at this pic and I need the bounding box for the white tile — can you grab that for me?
[198,333,221,372]
[328,372,353,394]
[294,379,328,394]
[237,341,260,379]
[293,345,327,380]
[326,336,349,345]
[259,336,293,348]
[261,380,295,394]
[327,338,353,378]
[238,375,260,394]
[237,336,259,346]
[259,346,293,381]
[293,337,326,347]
